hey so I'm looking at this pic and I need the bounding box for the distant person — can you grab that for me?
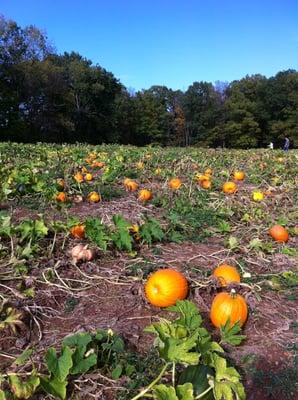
[283,136,290,151]
[268,142,274,149]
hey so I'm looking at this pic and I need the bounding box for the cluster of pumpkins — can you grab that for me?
[144,265,248,329]
[55,169,102,204]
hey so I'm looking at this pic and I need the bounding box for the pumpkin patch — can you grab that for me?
[0,143,297,400]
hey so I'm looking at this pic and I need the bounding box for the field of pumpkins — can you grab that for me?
[0,142,297,400]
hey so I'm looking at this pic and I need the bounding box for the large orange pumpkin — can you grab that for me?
[213,264,240,287]
[210,290,248,328]
[222,181,237,194]
[70,224,85,239]
[138,189,153,202]
[169,178,182,190]
[269,225,289,243]
[145,269,188,307]
[233,171,245,181]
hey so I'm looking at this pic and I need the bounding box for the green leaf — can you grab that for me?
[0,307,23,333]
[45,346,73,381]
[0,214,12,237]
[153,384,195,400]
[176,383,194,400]
[167,300,203,332]
[153,384,179,400]
[139,216,164,245]
[220,320,246,346]
[17,220,34,242]
[85,217,110,250]
[111,364,123,379]
[214,382,233,400]
[111,214,133,251]
[62,332,97,375]
[40,376,68,400]
[212,355,245,400]
[178,365,214,400]
[0,389,6,400]
[34,220,48,238]
[14,348,34,366]
[159,333,200,364]
[9,374,40,399]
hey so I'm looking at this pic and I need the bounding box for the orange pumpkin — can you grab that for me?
[55,192,67,202]
[70,224,85,239]
[222,181,237,194]
[74,172,84,183]
[233,171,245,181]
[213,264,240,287]
[200,179,212,190]
[169,178,182,190]
[84,173,93,182]
[138,189,153,202]
[196,174,210,183]
[125,179,139,192]
[124,178,132,186]
[269,225,289,243]
[210,289,248,328]
[88,191,101,203]
[145,269,188,307]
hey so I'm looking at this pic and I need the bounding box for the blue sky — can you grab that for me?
[1,0,298,91]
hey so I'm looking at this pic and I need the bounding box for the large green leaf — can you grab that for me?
[111,214,133,251]
[45,346,73,382]
[167,300,203,332]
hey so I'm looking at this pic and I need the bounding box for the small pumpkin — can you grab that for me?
[145,268,188,307]
[168,178,182,190]
[213,264,240,287]
[71,244,94,262]
[222,181,237,194]
[233,171,245,181]
[210,289,248,328]
[70,224,85,239]
[74,172,84,183]
[92,161,105,168]
[196,174,210,183]
[269,225,289,243]
[88,191,101,203]
[55,192,67,202]
[125,179,139,192]
[200,179,212,190]
[84,173,93,182]
[204,168,212,176]
[138,189,153,202]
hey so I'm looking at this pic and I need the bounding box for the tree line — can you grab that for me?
[1,15,297,148]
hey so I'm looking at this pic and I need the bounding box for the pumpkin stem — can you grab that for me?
[230,288,237,298]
